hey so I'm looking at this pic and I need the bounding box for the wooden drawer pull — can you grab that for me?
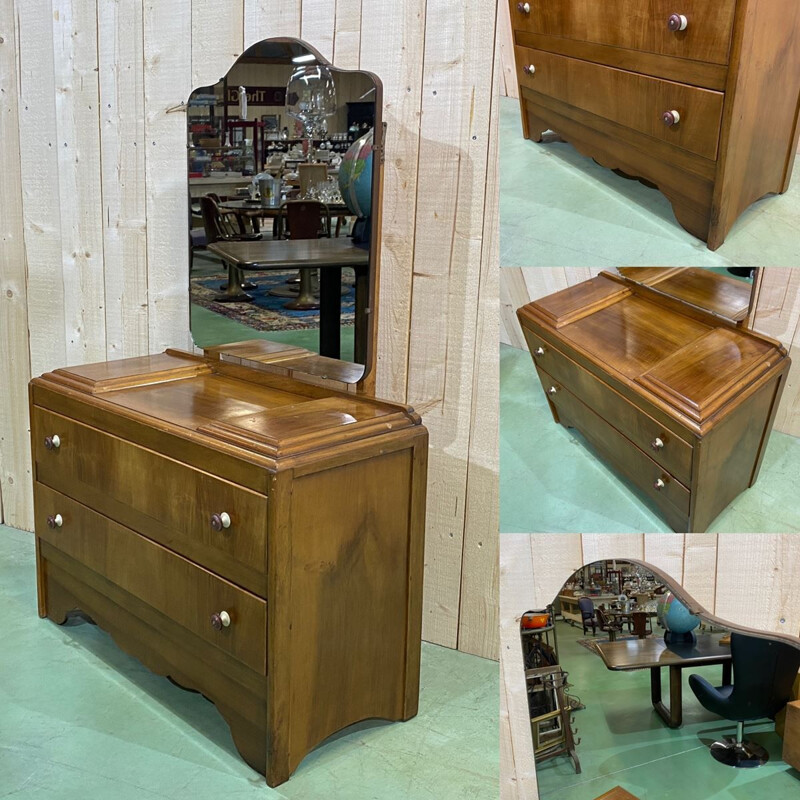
[210,610,231,630]
[47,513,63,529]
[44,434,61,450]
[668,14,688,32]
[210,512,231,531]
[662,110,681,127]
[650,437,665,451]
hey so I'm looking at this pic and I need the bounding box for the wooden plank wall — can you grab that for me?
[0,0,499,660]
[500,267,800,437]
[500,532,800,800]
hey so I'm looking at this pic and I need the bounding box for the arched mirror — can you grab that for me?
[521,559,800,794]
[188,38,382,387]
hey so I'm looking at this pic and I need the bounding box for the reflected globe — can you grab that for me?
[657,592,700,635]
[338,128,373,218]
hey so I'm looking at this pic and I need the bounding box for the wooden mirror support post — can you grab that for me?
[30,40,427,789]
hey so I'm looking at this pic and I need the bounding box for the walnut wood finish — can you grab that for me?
[29,351,428,787]
[517,271,790,532]
[509,0,800,249]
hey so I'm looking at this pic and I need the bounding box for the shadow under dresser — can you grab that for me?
[508,0,800,249]
[29,350,428,787]
[517,270,790,532]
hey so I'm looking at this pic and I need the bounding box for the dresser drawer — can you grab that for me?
[35,484,266,673]
[524,331,693,485]
[510,0,735,66]
[515,45,724,161]
[32,407,267,596]
[538,367,690,529]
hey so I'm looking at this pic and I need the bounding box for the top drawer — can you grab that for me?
[32,407,268,596]
[510,0,736,66]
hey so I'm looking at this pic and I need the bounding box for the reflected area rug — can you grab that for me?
[190,269,355,332]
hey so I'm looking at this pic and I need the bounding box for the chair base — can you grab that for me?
[709,738,769,768]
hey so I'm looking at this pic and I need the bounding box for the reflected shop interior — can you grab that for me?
[188,39,378,381]
[521,559,800,798]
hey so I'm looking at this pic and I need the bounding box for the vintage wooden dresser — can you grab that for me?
[508,0,800,249]
[29,349,427,786]
[517,269,790,532]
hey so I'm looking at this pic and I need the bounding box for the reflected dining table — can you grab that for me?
[593,633,732,728]
[207,238,370,363]
[219,200,351,235]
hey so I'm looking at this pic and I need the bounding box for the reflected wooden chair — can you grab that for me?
[273,200,331,311]
[595,608,623,642]
[199,195,261,302]
[630,611,653,639]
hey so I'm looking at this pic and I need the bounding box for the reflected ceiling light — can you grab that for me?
[292,53,316,64]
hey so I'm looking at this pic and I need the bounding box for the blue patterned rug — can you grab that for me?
[190,269,355,331]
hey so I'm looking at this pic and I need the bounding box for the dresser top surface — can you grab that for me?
[31,351,422,461]
[518,274,788,427]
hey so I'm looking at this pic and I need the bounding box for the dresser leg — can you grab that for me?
[522,108,547,144]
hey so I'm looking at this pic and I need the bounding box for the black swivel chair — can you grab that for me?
[688,631,800,768]
[577,597,596,636]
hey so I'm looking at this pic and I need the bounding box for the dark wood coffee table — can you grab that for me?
[593,633,732,728]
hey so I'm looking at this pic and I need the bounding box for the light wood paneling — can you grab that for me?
[501,267,800,437]
[0,0,499,660]
[500,532,800,799]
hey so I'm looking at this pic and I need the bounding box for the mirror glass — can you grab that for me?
[188,38,379,382]
[614,267,759,324]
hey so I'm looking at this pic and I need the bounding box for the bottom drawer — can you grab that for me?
[34,483,266,673]
[537,367,690,530]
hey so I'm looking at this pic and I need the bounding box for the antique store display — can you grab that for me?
[30,39,428,789]
[517,268,790,532]
[508,0,800,249]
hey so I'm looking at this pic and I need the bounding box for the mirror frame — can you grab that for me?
[187,37,385,390]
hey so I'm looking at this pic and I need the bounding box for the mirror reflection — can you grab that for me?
[188,39,378,378]
[614,267,759,325]
[521,558,800,789]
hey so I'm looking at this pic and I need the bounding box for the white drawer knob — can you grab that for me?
[534,346,545,357]
[47,513,63,529]
[650,437,665,451]
[210,512,231,531]
[654,478,666,491]
[210,610,231,630]
[523,64,536,76]
[44,434,61,450]
[517,2,531,13]
[668,13,688,32]
[662,110,681,127]
[547,386,558,395]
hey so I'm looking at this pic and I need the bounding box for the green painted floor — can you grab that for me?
[0,525,498,799]
[533,620,800,800]
[499,96,800,267]
[500,344,800,533]
[190,253,355,361]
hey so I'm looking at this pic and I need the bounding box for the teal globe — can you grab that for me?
[338,128,373,218]
[657,592,700,635]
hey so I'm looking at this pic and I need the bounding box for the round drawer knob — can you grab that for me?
[210,610,231,630]
[534,346,545,357]
[650,437,665,451]
[523,64,536,76]
[47,513,63,529]
[662,110,681,127]
[654,478,666,491]
[44,434,61,450]
[210,512,231,531]
[668,13,688,32]
[517,2,531,13]
[547,386,558,395]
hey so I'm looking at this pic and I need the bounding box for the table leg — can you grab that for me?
[354,265,369,366]
[651,666,683,728]
[213,262,253,303]
[319,267,342,359]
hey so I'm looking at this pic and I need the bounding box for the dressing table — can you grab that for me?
[30,40,428,788]
[517,268,790,532]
